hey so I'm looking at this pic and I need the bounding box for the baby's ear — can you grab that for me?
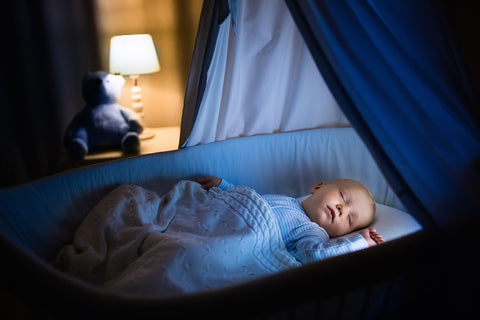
[310,182,325,194]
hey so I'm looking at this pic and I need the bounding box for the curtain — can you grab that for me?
[180,0,231,147]
[0,0,100,188]
[181,0,349,147]
[286,0,480,230]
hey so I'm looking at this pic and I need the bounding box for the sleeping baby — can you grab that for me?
[195,177,384,264]
[55,176,385,295]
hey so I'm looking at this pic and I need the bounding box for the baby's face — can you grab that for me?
[301,179,374,237]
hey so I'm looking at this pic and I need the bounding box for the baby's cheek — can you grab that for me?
[326,225,344,237]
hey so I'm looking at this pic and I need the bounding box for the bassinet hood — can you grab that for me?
[180,0,480,232]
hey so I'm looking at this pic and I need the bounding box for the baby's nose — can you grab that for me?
[336,205,342,216]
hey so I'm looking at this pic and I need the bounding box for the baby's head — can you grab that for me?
[301,179,375,237]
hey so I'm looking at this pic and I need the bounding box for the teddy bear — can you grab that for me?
[64,71,143,159]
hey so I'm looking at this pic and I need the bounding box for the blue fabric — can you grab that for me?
[286,0,480,230]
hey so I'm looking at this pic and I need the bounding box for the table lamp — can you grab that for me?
[109,34,160,139]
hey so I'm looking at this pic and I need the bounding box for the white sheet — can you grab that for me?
[185,0,349,146]
[54,181,300,296]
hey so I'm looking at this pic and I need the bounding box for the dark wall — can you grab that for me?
[451,1,480,87]
[0,0,100,188]
[448,0,480,125]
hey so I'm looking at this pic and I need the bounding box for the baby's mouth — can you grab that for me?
[327,206,335,222]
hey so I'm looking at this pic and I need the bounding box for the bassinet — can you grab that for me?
[2,0,479,318]
[2,127,430,319]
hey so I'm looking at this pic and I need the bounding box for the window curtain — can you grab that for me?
[181,0,349,147]
[0,0,100,188]
[286,0,480,230]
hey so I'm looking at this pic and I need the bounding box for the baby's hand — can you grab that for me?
[359,228,385,247]
[194,177,222,190]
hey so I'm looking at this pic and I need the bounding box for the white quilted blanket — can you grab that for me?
[54,181,300,296]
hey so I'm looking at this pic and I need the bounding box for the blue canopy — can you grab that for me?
[285,0,480,230]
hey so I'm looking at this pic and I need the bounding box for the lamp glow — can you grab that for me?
[109,34,160,139]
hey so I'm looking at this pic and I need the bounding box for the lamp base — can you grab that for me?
[139,128,155,140]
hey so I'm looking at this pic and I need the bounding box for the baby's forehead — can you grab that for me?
[328,179,373,200]
[331,179,366,191]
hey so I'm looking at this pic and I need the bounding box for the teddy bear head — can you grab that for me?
[82,71,125,106]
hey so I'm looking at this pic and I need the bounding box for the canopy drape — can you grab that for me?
[286,0,480,230]
[180,0,348,147]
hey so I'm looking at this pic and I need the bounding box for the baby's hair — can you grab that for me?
[365,187,376,215]
[362,187,376,230]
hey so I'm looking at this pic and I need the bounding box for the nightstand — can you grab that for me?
[58,126,180,170]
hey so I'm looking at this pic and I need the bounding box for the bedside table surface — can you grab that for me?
[85,126,180,161]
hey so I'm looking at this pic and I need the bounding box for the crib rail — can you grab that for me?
[3,229,461,320]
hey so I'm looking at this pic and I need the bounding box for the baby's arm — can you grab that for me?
[295,228,384,264]
[295,231,368,264]
[358,228,385,247]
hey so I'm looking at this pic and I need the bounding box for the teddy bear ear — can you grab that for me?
[109,73,125,86]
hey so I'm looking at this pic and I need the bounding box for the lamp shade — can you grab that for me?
[109,34,160,75]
